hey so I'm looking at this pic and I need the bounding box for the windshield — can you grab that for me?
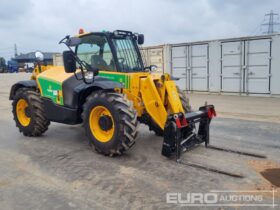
[76,34,116,71]
[112,38,143,72]
[76,34,144,72]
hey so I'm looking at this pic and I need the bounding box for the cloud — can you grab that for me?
[0,0,279,60]
[0,0,33,20]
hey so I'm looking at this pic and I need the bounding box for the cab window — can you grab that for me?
[76,35,116,71]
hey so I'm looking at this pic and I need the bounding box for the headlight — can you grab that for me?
[85,71,94,80]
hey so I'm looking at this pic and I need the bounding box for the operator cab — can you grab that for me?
[61,30,145,75]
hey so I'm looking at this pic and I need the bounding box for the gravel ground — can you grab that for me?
[0,73,279,210]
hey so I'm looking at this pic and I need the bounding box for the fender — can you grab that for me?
[38,76,123,124]
[63,76,124,108]
[9,80,37,100]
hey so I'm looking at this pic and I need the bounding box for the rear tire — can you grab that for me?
[82,91,138,156]
[12,89,50,136]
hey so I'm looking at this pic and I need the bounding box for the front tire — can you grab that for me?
[82,91,138,156]
[177,86,191,113]
[12,89,50,136]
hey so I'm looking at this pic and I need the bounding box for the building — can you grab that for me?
[13,52,58,66]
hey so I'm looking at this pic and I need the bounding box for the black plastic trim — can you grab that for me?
[42,97,82,124]
[9,80,37,100]
[62,73,123,109]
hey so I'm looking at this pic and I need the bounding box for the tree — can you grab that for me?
[0,57,6,73]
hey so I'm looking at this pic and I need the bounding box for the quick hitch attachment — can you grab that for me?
[161,105,216,162]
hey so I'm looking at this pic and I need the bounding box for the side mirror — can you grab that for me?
[138,34,144,45]
[35,51,44,62]
[150,65,157,72]
[144,65,158,72]
[63,51,76,73]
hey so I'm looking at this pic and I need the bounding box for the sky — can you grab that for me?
[0,0,279,60]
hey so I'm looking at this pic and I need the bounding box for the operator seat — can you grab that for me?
[91,55,108,70]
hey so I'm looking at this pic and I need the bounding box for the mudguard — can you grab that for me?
[62,75,124,108]
[9,80,37,100]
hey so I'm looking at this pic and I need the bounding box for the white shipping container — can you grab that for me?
[169,34,280,95]
[140,45,165,73]
[53,53,63,66]
[220,39,271,94]
[170,44,209,91]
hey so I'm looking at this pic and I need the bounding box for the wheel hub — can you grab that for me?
[89,106,115,143]
[16,99,31,127]
[98,115,113,131]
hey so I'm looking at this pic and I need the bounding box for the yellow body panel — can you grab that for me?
[31,64,54,80]
[139,76,168,129]
[122,72,151,116]
[37,66,73,83]
[164,80,184,113]
[36,66,74,95]
[139,75,184,129]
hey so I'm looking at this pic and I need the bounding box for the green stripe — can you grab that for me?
[38,77,64,105]
[38,76,61,85]
[98,72,130,88]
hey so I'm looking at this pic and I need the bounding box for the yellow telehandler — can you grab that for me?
[10,30,265,177]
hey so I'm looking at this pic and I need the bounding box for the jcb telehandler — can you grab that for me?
[11,30,263,176]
